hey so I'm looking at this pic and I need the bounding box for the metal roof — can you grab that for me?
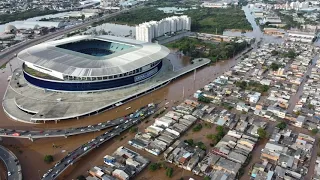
[18,35,170,77]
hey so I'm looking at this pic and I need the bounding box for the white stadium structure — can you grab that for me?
[19,35,170,92]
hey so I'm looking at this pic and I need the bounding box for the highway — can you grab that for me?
[0,117,124,141]
[0,6,141,67]
[0,103,154,140]
[42,104,156,180]
[0,145,22,180]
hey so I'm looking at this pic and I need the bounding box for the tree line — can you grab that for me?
[166,37,249,63]
[0,9,59,25]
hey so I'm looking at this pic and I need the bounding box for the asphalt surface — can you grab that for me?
[0,118,124,140]
[42,104,156,180]
[0,6,141,67]
[0,145,22,180]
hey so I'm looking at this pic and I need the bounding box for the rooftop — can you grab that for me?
[17,35,170,77]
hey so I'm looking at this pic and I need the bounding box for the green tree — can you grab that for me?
[271,50,279,56]
[206,134,214,139]
[270,63,281,71]
[261,85,269,92]
[130,126,138,133]
[184,139,194,146]
[276,122,287,130]
[216,125,224,132]
[198,96,212,103]
[44,155,54,164]
[308,104,315,110]
[257,128,267,139]
[204,176,211,180]
[311,128,318,135]
[196,141,206,150]
[166,167,173,178]
[77,175,86,180]
[236,81,247,89]
[81,14,85,21]
[192,124,203,132]
[286,49,297,59]
[148,163,160,171]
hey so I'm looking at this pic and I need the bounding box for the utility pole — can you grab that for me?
[182,86,185,99]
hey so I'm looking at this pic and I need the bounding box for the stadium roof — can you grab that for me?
[18,35,170,77]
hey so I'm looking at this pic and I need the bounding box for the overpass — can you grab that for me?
[0,103,154,141]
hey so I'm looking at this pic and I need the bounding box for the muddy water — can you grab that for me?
[0,51,239,129]
[0,49,244,179]
[0,5,264,130]
[0,5,273,179]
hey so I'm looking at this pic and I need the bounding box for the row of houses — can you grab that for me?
[251,128,315,179]
[164,140,206,172]
[86,146,149,180]
[164,130,258,179]
[128,99,198,156]
[196,42,320,131]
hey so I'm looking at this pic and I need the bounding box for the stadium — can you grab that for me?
[3,35,210,123]
[18,35,170,92]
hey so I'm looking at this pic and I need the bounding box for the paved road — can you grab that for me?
[0,6,141,67]
[0,117,124,140]
[42,104,156,180]
[0,145,22,180]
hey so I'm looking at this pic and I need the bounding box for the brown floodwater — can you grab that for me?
[0,5,263,178]
[0,50,241,129]
[0,48,247,179]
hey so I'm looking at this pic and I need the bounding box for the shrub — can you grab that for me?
[44,155,54,164]
[192,124,203,132]
[130,126,138,133]
[276,122,287,130]
[148,163,160,171]
[77,175,86,180]
[257,128,267,139]
[166,167,173,178]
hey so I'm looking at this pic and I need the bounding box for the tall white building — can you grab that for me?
[100,0,119,9]
[136,15,191,42]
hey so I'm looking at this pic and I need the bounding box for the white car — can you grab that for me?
[81,129,84,132]
[98,123,102,126]
[8,172,11,176]
[43,173,48,178]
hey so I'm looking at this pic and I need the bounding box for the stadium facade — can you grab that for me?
[18,35,170,92]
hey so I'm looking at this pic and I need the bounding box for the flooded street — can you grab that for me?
[0,47,248,179]
[0,5,318,180]
[0,5,262,179]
